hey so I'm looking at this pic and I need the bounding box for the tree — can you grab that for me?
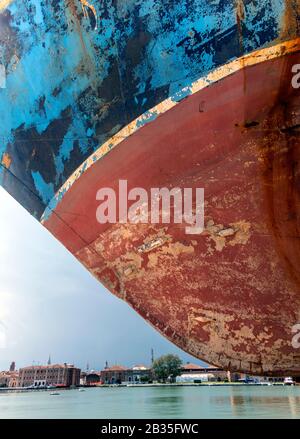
[152,354,182,383]
[140,375,150,383]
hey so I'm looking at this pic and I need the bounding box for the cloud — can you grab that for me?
[0,321,7,349]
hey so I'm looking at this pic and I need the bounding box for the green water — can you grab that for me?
[0,386,300,419]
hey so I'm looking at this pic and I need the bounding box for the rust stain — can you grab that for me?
[79,0,98,29]
[1,152,12,169]
[260,52,300,288]
[65,0,97,85]
[235,0,245,52]
[235,0,247,94]
[281,0,300,40]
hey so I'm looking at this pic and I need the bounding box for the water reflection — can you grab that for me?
[138,387,300,418]
[145,388,186,417]
[288,396,299,418]
[211,387,300,418]
[1,386,300,419]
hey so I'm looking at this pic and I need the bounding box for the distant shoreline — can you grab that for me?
[0,381,295,393]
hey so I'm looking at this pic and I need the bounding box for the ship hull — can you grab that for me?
[43,42,300,375]
[1,1,300,375]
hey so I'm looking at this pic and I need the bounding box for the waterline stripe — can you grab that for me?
[41,37,300,223]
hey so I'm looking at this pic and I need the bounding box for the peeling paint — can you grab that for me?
[0,0,13,12]
[147,241,195,269]
[137,237,167,254]
[205,220,251,252]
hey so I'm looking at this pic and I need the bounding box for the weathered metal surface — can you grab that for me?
[1,1,300,375]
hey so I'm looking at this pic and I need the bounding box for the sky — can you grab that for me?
[0,187,202,372]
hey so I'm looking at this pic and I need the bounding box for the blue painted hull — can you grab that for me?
[0,0,298,216]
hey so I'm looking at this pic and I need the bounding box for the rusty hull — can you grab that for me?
[1,1,300,375]
[43,46,300,376]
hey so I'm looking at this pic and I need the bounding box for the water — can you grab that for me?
[0,386,300,419]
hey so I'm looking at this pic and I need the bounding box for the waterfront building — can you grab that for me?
[100,365,131,384]
[18,363,81,388]
[0,372,10,387]
[177,363,291,383]
[8,372,19,387]
[85,371,101,386]
[177,363,230,383]
[80,371,87,386]
[100,364,152,385]
[128,365,151,384]
[0,371,19,387]
[0,362,19,387]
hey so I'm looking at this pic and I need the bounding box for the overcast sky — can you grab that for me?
[0,187,202,371]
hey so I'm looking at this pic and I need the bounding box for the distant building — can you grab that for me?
[100,364,151,384]
[177,363,290,383]
[100,365,130,384]
[80,371,87,386]
[0,373,10,387]
[85,372,101,386]
[0,371,19,388]
[177,363,229,383]
[128,365,151,384]
[18,363,81,388]
[0,361,18,388]
[8,372,19,387]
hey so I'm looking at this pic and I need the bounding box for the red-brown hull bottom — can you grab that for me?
[44,49,300,375]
